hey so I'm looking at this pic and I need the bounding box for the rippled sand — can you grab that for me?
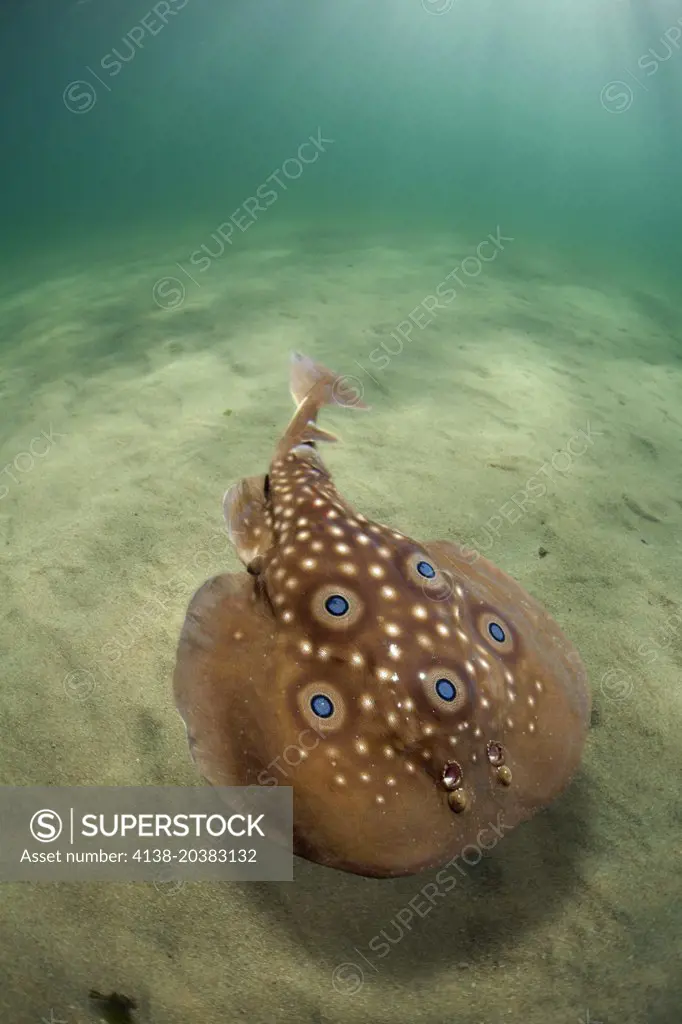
[1,220,680,1024]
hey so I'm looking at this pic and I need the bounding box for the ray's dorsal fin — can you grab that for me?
[300,421,338,444]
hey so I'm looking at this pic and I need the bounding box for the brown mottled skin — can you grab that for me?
[173,353,591,878]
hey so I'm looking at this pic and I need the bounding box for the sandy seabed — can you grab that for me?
[0,218,681,1024]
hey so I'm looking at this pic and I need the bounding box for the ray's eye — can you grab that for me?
[325,594,349,617]
[310,693,334,719]
[416,560,436,579]
[435,677,457,702]
[488,622,505,643]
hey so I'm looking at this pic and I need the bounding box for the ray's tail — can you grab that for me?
[277,352,369,456]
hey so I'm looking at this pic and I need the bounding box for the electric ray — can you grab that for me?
[173,352,591,878]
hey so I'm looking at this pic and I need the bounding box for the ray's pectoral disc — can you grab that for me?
[173,352,591,878]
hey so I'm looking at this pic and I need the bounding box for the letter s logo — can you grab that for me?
[30,809,63,842]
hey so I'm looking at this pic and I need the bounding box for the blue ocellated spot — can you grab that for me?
[311,694,334,719]
[435,677,457,702]
[325,594,350,616]
[488,622,506,643]
[416,560,436,579]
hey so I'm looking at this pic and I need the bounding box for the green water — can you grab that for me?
[2,0,681,287]
[1,1,681,1022]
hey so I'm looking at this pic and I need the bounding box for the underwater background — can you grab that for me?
[1,0,681,1021]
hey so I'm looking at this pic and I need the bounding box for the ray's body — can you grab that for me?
[173,353,591,877]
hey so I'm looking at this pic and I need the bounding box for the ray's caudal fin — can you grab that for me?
[278,352,370,457]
